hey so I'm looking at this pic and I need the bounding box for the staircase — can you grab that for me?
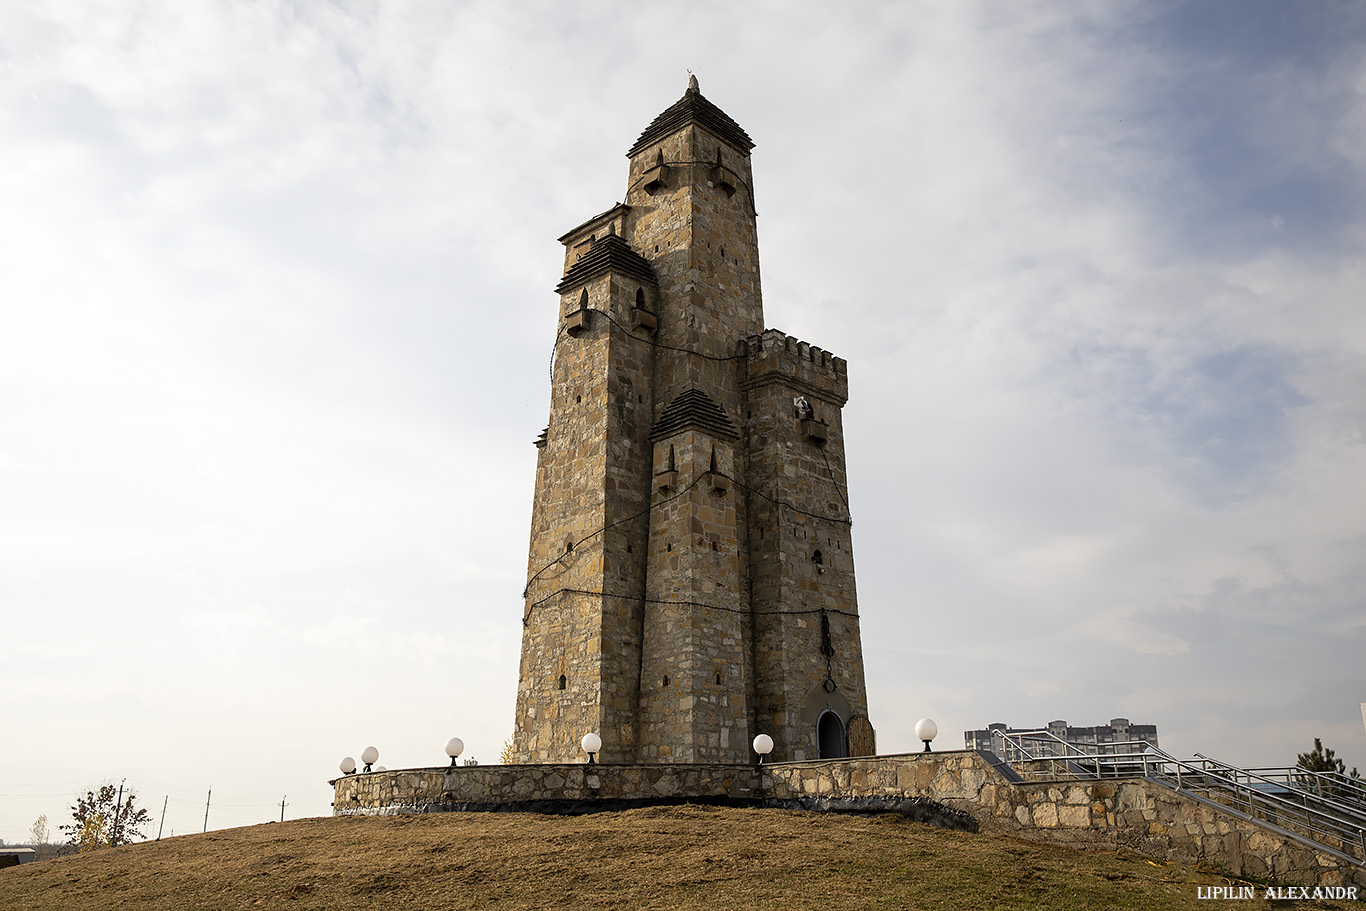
[992,730,1366,866]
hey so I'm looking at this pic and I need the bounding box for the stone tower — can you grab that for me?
[513,77,874,765]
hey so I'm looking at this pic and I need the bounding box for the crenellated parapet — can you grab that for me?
[739,328,849,406]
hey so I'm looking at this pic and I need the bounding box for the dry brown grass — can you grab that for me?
[0,805,1350,910]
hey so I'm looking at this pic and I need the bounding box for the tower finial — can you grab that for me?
[687,73,699,93]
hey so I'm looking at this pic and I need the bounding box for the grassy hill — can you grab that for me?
[0,805,1347,910]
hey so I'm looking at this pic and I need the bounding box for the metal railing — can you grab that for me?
[1202,757,1366,812]
[991,730,1366,865]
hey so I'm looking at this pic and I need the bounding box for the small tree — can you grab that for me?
[28,814,51,846]
[1295,738,1361,799]
[60,784,151,849]
[500,737,516,765]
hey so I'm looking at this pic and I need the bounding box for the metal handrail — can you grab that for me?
[993,729,1159,762]
[1166,755,1366,862]
[1189,754,1366,828]
[994,736,1366,864]
[1220,762,1366,808]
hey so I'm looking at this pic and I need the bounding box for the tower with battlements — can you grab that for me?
[513,77,874,765]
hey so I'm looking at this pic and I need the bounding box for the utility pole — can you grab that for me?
[157,796,168,841]
[203,787,211,834]
[112,779,125,846]
[279,796,287,823]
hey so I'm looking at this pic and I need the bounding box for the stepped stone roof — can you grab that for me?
[554,232,657,295]
[557,203,630,245]
[650,388,739,441]
[627,75,754,157]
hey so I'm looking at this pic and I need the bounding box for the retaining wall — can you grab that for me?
[331,750,1365,890]
[332,762,759,813]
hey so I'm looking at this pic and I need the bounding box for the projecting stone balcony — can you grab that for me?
[564,309,589,337]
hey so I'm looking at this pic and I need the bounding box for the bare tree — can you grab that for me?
[28,814,51,846]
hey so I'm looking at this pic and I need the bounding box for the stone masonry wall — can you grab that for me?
[333,763,761,812]
[639,427,752,762]
[741,329,869,761]
[516,83,875,767]
[624,122,763,360]
[334,752,1365,891]
[761,752,1366,890]
[514,267,611,761]
[516,266,660,763]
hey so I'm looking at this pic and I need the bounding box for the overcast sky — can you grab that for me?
[2,0,1364,841]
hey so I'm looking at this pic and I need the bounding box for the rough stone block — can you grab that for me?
[1058,805,1090,828]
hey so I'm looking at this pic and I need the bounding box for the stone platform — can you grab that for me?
[331,750,1365,891]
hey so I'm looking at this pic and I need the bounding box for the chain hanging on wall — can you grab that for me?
[820,607,837,689]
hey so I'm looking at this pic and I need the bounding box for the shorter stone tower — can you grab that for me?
[514,77,874,765]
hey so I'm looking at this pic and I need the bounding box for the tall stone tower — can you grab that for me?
[514,77,874,765]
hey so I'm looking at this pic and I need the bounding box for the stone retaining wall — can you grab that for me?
[761,752,1365,889]
[332,763,760,813]
[331,750,1365,890]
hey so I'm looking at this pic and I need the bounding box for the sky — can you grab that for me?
[1,0,1364,842]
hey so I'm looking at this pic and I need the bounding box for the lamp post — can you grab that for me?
[753,733,774,765]
[339,756,357,775]
[581,732,602,764]
[914,718,938,753]
[360,745,380,772]
[445,737,465,768]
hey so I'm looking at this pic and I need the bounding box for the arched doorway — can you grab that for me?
[818,710,848,759]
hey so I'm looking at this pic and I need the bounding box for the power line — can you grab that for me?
[553,305,749,364]
[522,472,709,597]
[521,466,851,599]
[820,448,852,515]
[527,299,857,620]
[525,586,861,621]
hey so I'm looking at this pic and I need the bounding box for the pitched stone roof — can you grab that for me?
[627,75,754,158]
[554,232,657,295]
[650,389,739,441]
[557,203,630,245]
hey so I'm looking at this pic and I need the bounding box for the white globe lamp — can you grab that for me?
[581,732,603,764]
[914,718,939,753]
[445,737,465,768]
[753,733,774,765]
[339,756,357,775]
[360,745,380,772]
